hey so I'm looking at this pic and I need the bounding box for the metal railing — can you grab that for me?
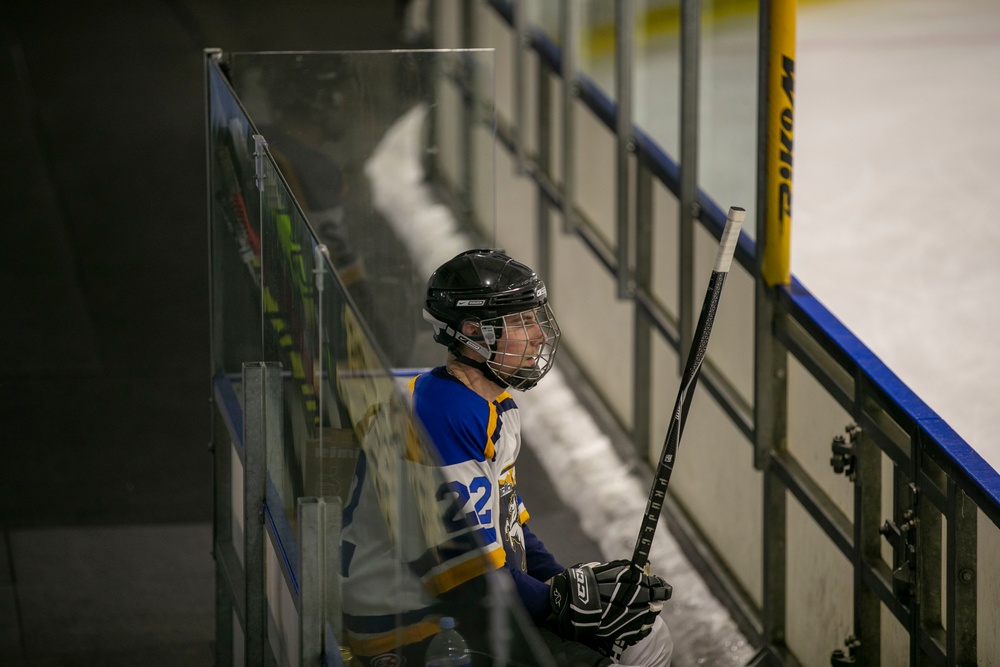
[429,1,1000,664]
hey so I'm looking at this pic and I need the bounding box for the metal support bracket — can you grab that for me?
[830,635,861,665]
[830,423,861,481]
[880,483,920,600]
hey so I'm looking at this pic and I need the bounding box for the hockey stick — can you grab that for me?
[631,205,745,571]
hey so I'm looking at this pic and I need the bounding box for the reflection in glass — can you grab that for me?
[208,63,264,374]
[259,153,324,552]
[227,51,496,369]
[209,49,558,666]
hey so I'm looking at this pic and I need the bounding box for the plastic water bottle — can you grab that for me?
[424,616,471,667]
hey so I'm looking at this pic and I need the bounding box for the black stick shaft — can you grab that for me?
[630,206,745,570]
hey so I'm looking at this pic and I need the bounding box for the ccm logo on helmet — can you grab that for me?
[456,299,486,307]
[573,568,589,604]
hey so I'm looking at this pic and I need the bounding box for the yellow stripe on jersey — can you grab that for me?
[404,375,427,462]
[425,544,506,596]
[484,401,498,460]
[488,391,514,460]
[404,419,423,463]
[348,619,442,657]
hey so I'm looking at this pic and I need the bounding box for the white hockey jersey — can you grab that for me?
[340,366,537,657]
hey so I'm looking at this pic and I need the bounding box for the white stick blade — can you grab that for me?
[713,206,745,273]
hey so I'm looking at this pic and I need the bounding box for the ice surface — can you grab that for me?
[794,0,1000,470]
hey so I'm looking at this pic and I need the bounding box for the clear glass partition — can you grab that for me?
[224,50,496,370]
[209,62,263,376]
[209,48,555,666]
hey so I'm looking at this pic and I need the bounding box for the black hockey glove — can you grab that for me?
[549,559,671,655]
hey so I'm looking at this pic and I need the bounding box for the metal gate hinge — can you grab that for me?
[253,134,268,193]
[830,423,861,481]
[880,483,919,600]
[831,635,860,665]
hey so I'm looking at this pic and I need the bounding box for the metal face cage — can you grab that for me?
[478,304,560,391]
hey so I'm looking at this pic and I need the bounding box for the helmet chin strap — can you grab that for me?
[451,346,510,389]
[444,321,511,388]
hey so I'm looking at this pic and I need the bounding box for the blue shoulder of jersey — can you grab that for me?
[412,367,492,465]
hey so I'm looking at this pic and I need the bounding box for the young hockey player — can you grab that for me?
[342,249,673,666]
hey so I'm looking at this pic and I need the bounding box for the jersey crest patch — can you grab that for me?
[499,469,526,571]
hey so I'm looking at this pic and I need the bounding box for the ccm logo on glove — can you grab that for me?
[573,567,590,604]
[549,560,671,657]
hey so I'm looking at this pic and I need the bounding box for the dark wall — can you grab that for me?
[0,0,408,529]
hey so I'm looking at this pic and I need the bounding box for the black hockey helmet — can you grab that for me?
[423,249,560,390]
